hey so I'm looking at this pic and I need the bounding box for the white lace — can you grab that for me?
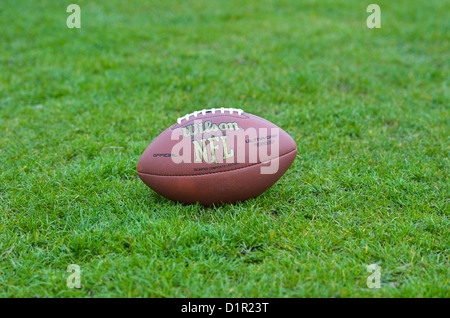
[177,107,244,124]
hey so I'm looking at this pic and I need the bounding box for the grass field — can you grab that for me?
[0,0,448,297]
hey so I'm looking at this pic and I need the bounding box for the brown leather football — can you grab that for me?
[137,108,297,206]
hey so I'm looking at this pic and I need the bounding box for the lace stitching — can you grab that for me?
[177,107,244,124]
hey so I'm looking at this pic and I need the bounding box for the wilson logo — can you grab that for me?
[181,120,240,137]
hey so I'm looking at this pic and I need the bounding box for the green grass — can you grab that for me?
[0,0,448,297]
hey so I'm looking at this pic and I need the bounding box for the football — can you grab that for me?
[137,108,297,206]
